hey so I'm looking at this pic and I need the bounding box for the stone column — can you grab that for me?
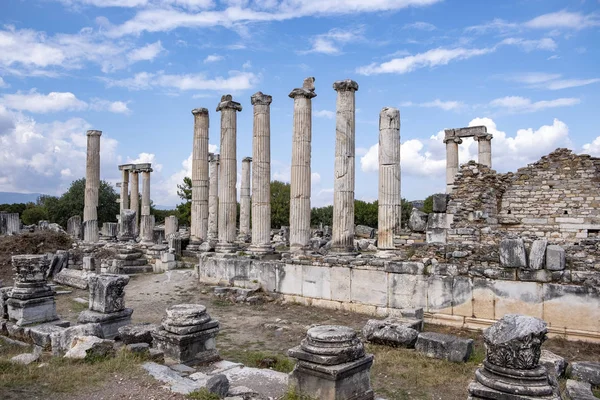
[165,215,179,238]
[476,134,493,168]
[207,153,220,243]
[119,165,131,213]
[138,164,153,242]
[378,107,401,250]
[289,78,316,253]
[249,91,273,254]
[83,130,101,243]
[129,170,140,235]
[216,95,242,253]
[444,135,462,194]
[238,157,252,243]
[331,79,359,254]
[191,108,210,245]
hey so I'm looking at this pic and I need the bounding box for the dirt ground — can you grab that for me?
[46,268,600,400]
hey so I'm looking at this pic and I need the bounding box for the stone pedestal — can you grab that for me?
[238,157,252,243]
[191,108,210,244]
[118,209,136,241]
[66,215,82,239]
[101,222,118,239]
[289,78,316,253]
[377,107,401,250]
[165,215,179,238]
[152,304,220,365]
[83,130,101,242]
[216,95,242,253]
[119,164,133,213]
[78,274,132,339]
[140,215,155,245]
[7,255,59,326]
[0,212,20,235]
[288,325,374,400]
[468,314,561,400]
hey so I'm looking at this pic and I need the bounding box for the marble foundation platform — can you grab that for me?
[152,304,220,365]
[288,325,374,400]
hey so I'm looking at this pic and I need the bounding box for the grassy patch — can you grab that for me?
[593,386,599,398]
[69,299,89,313]
[220,349,295,373]
[211,298,233,308]
[187,388,221,400]
[281,387,318,400]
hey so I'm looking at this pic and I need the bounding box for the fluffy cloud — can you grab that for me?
[314,110,335,119]
[499,37,556,52]
[582,137,600,156]
[466,11,600,34]
[400,99,464,111]
[127,41,165,62]
[203,54,224,63]
[103,70,259,91]
[403,21,436,31]
[0,90,130,114]
[507,73,600,90]
[0,78,8,88]
[300,26,365,55]
[489,96,580,113]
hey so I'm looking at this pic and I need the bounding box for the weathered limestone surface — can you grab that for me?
[444,136,461,194]
[191,108,210,244]
[119,164,132,212]
[408,209,428,232]
[130,170,140,235]
[140,215,155,245]
[0,212,20,235]
[249,92,274,254]
[432,193,448,213]
[415,332,473,362]
[546,245,565,271]
[474,132,493,168]
[499,238,527,268]
[289,78,316,253]
[119,209,136,241]
[569,362,600,387]
[362,318,418,348]
[529,239,548,270]
[216,95,242,253]
[288,325,374,400]
[88,274,129,313]
[377,107,401,250]
[207,153,220,244]
[238,157,252,243]
[66,215,81,239]
[165,215,179,238]
[83,130,101,242]
[118,323,158,345]
[331,80,359,254]
[140,164,152,217]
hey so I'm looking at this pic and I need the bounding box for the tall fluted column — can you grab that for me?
[249,92,273,254]
[119,165,130,213]
[191,108,210,245]
[444,136,462,193]
[378,107,401,250]
[238,157,252,243]
[207,153,220,243]
[216,95,242,253]
[476,134,493,168]
[139,164,153,243]
[130,170,140,235]
[331,79,359,254]
[83,130,101,243]
[289,78,316,253]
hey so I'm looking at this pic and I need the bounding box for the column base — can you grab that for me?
[215,242,238,254]
[78,308,133,340]
[248,244,274,255]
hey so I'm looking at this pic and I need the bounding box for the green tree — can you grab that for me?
[311,205,333,227]
[21,206,49,225]
[422,195,433,214]
[175,176,192,226]
[0,202,29,215]
[354,200,378,227]
[401,198,413,229]
[271,180,290,228]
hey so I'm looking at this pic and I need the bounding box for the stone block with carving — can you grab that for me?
[88,274,129,313]
[499,238,527,268]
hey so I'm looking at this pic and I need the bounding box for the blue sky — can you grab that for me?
[0,0,599,207]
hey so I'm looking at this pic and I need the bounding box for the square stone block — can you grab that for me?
[330,267,351,302]
[494,280,543,319]
[302,265,331,300]
[351,269,387,306]
[152,326,219,365]
[7,295,58,326]
[78,308,133,339]
[388,274,427,310]
[88,274,129,313]
[278,264,302,296]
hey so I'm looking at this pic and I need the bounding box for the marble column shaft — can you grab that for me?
[120,168,130,212]
[216,95,242,253]
[250,92,273,253]
[378,107,401,250]
[83,130,101,243]
[207,153,220,241]
[191,108,210,243]
[289,78,316,252]
[445,137,462,194]
[130,171,140,234]
[332,79,359,253]
[141,169,151,216]
[239,157,252,241]
[476,135,493,168]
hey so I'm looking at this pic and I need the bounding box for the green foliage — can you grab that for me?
[422,195,433,214]
[222,350,295,373]
[186,389,221,400]
[21,206,49,225]
[311,205,332,227]
[0,202,29,215]
[281,387,318,400]
[355,200,378,227]
[176,176,192,226]
[401,198,413,229]
[271,180,290,228]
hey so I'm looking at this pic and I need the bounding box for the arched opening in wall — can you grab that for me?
[563,210,569,215]
[507,210,511,215]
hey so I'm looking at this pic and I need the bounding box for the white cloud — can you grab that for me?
[127,152,163,172]
[400,99,464,111]
[300,26,365,55]
[57,0,149,7]
[314,110,335,119]
[1,90,130,114]
[204,54,224,63]
[525,10,600,30]
[403,21,436,31]
[506,73,600,90]
[0,78,8,88]
[489,96,580,113]
[127,40,165,62]
[311,172,321,186]
[582,137,600,156]
[356,47,493,75]
[103,70,259,91]
[544,78,600,90]
[499,37,556,52]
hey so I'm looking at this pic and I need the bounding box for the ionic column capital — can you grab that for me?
[443,137,463,145]
[242,157,252,163]
[379,107,400,129]
[86,130,102,137]
[289,77,317,99]
[216,95,242,112]
[209,153,220,163]
[474,134,494,141]
[333,79,359,92]
[251,91,272,106]
[191,107,209,115]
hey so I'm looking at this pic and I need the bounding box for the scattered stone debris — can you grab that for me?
[415,332,473,363]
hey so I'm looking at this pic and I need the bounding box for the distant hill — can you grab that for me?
[0,192,44,204]
[154,204,176,211]
[410,200,425,210]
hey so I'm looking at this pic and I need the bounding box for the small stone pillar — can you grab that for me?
[165,215,179,238]
[468,314,560,399]
[140,215,155,245]
[130,170,140,235]
[238,157,252,243]
[118,209,136,241]
[168,233,182,256]
[216,95,242,253]
[83,129,101,243]
[288,325,374,400]
[249,92,274,254]
[101,222,118,239]
[289,77,316,253]
[444,134,462,194]
[0,212,20,235]
[331,80,359,254]
[205,153,220,250]
[152,304,220,365]
[190,108,210,246]
[138,163,153,242]
[67,215,82,239]
[475,133,493,168]
[119,164,132,213]
[377,107,401,250]
[7,255,59,326]
[78,274,133,339]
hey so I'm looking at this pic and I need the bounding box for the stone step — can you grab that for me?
[232,278,261,290]
[119,265,153,275]
[122,259,149,266]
